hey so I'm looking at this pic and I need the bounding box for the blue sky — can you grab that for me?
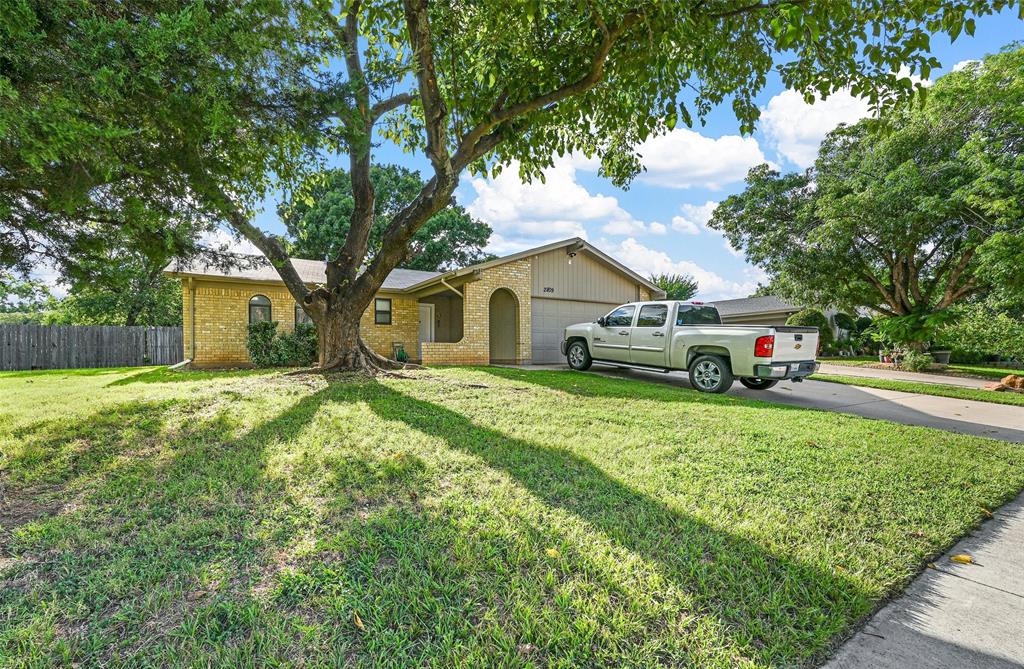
[236,12,1024,301]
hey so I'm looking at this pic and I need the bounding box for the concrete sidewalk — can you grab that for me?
[817,363,995,389]
[825,492,1024,669]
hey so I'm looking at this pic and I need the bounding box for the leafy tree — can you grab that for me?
[282,166,493,271]
[785,308,833,349]
[5,0,1005,370]
[937,299,1024,361]
[1,0,319,298]
[710,46,1024,331]
[649,273,698,301]
[0,271,52,313]
[44,280,182,327]
[36,238,184,326]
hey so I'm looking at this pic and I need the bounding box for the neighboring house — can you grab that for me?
[164,238,664,367]
[712,296,801,326]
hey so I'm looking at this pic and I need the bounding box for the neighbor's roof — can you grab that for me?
[711,295,800,316]
[165,237,664,296]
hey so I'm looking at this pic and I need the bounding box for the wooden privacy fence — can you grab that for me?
[0,325,183,371]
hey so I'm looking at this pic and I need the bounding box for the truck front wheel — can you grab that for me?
[688,355,733,393]
[566,341,593,371]
[739,377,779,390]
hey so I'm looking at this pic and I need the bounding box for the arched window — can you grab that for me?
[249,295,272,324]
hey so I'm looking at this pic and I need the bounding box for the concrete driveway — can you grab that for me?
[564,365,1024,443]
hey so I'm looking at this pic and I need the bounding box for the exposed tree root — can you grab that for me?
[312,337,421,377]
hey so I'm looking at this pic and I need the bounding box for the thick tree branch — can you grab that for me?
[323,2,377,284]
[936,247,978,309]
[861,269,903,315]
[324,3,370,118]
[371,91,417,121]
[403,0,453,179]
[218,193,309,303]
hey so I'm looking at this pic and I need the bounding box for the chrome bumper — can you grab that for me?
[754,361,819,379]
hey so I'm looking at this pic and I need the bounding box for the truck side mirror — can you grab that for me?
[596,316,607,326]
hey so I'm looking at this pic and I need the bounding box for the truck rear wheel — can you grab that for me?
[566,341,592,371]
[739,377,779,390]
[688,355,733,393]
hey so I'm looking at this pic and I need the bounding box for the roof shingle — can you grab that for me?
[166,256,441,291]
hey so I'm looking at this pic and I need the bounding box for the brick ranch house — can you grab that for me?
[165,238,665,367]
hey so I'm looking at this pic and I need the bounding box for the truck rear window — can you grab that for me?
[676,305,722,325]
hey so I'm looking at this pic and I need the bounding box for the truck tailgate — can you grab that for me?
[771,327,818,362]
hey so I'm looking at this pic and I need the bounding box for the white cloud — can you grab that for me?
[760,89,871,169]
[649,222,667,235]
[601,218,648,236]
[636,129,769,190]
[599,237,758,301]
[761,68,932,169]
[671,201,718,234]
[670,216,700,235]
[466,158,661,253]
[28,261,69,299]
[200,227,262,256]
[952,59,980,73]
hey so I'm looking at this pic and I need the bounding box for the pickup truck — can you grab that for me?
[560,300,819,393]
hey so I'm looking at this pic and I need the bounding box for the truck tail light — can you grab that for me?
[754,335,775,358]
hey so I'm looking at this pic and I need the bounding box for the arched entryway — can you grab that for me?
[489,288,519,364]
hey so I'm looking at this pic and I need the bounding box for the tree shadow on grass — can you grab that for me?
[0,385,354,665]
[106,366,278,386]
[363,382,871,667]
[478,365,779,407]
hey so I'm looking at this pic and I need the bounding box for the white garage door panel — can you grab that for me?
[531,299,617,364]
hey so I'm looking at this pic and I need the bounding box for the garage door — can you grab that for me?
[531,298,618,364]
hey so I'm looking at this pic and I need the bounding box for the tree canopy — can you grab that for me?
[710,46,1024,319]
[281,165,492,272]
[649,273,698,301]
[4,0,1013,368]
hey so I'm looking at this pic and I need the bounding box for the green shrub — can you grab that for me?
[833,312,856,332]
[785,308,833,349]
[936,302,1024,362]
[898,350,933,372]
[246,321,318,367]
[247,321,279,367]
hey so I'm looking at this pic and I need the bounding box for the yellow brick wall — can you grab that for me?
[359,296,420,362]
[421,258,532,366]
[181,277,417,366]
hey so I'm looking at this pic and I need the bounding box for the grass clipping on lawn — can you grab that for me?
[1,366,1022,668]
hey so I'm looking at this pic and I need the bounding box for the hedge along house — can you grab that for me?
[165,238,664,368]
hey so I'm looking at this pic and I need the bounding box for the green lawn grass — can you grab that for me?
[944,363,1024,381]
[820,357,1023,381]
[812,373,1024,407]
[2,366,1022,667]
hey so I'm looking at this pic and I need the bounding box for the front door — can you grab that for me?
[418,303,434,359]
[591,304,635,362]
[630,303,669,366]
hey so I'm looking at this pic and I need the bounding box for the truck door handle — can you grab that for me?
[651,331,665,337]
[618,330,629,335]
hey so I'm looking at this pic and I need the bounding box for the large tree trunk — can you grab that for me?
[311,298,403,373]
